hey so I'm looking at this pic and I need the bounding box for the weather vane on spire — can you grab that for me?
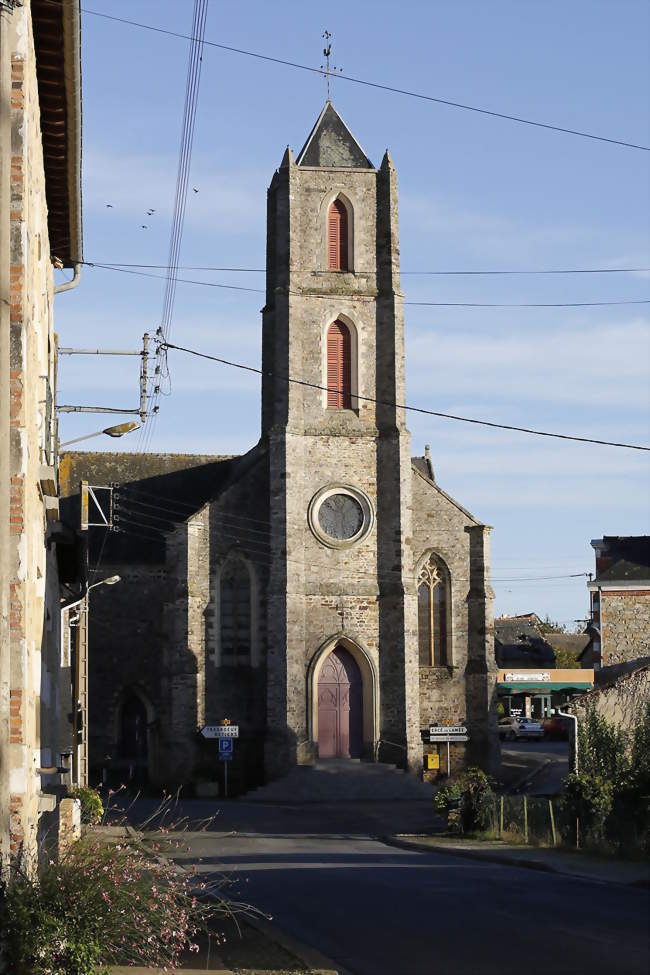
[321,30,342,101]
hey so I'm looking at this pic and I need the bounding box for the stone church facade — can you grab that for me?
[60,103,498,792]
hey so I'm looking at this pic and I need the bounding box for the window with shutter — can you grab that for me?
[326,320,352,409]
[328,199,349,271]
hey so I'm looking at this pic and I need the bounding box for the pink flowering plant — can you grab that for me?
[0,796,248,975]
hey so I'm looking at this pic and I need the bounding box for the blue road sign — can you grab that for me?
[219,738,233,761]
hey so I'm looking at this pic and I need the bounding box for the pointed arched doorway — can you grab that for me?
[317,646,363,758]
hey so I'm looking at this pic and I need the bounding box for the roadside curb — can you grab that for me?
[381,834,555,875]
[243,911,343,975]
[139,834,343,974]
[380,835,650,887]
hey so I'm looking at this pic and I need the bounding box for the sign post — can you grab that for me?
[200,721,238,798]
[426,725,469,778]
[219,738,233,797]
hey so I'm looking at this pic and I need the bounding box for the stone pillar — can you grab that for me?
[464,525,500,774]
[58,797,81,857]
[374,153,421,774]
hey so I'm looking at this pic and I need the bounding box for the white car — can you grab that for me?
[498,716,544,741]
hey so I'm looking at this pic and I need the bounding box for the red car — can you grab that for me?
[542,716,570,740]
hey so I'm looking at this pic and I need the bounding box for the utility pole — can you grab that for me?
[140,332,149,422]
[57,332,151,420]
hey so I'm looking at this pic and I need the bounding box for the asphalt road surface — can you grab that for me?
[168,803,649,975]
[500,739,569,794]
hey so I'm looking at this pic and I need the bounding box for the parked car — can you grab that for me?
[498,716,544,741]
[542,715,570,740]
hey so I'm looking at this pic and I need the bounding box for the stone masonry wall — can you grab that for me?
[411,469,499,777]
[263,142,422,778]
[602,592,650,666]
[7,2,61,869]
[569,666,650,736]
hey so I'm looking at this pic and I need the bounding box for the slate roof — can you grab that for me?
[296,101,374,169]
[494,616,556,667]
[412,456,434,482]
[544,632,590,655]
[594,536,650,583]
[58,449,259,565]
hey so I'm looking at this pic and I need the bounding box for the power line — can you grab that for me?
[491,572,590,582]
[77,6,650,151]
[138,0,209,455]
[84,264,649,308]
[84,261,650,277]
[161,339,650,452]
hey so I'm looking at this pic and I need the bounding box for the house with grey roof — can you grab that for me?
[586,536,650,669]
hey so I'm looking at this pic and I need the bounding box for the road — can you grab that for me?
[500,739,568,794]
[161,801,649,975]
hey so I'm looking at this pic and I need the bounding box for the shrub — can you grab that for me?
[68,786,104,825]
[560,772,613,847]
[577,705,630,786]
[0,831,222,974]
[434,767,494,835]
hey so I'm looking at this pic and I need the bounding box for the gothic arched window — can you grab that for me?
[326,320,352,409]
[417,554,450,667]
[328,198,349,271]
[220,558,252,664]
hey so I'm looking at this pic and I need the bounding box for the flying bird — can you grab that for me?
[192,187,199,193]
[105,204,113,208]
[140,225,149,230]
[146,209,155,216]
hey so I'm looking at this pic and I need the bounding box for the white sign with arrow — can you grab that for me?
[201,725,239,739]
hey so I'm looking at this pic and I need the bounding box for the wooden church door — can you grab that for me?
[317,647,362,759]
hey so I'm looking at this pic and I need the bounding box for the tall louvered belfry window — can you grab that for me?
[326,320,352,409]
[328,198,348,271]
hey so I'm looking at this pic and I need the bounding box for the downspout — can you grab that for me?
[54,261,81,294]
[0,1,12,878]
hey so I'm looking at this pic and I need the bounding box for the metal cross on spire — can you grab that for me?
[321,30,342,100]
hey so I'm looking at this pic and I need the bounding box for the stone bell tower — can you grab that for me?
[261,102,422,780]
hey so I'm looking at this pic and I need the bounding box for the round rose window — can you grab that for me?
[308,486,374,549]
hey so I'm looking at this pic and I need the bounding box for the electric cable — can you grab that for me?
[137,0,209,455]
[111,512,592,589]
[82,264,650,308]
[83,260,650,277]
[160,340,650,451]
[75,5,650,151]
[114,490,599,573]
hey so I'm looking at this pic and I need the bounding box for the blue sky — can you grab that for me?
[56,0,650,626]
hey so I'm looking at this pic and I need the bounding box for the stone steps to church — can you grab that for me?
[246,760,434,802]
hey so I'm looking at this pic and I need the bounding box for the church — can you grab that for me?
[60,103,499,793]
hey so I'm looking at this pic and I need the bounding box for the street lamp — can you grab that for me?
[60,422,140,448]
[61,575,122,786]
[90,574,120,590]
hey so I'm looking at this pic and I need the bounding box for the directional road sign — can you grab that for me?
[201,725,239,739]
[429,734,469,743]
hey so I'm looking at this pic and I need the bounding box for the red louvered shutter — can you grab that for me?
[327,320,352,409]
[328,200,348,271]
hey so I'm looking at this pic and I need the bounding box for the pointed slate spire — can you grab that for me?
[296,102,374,169]
[380,149,395,171]
[279,145,294,169]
